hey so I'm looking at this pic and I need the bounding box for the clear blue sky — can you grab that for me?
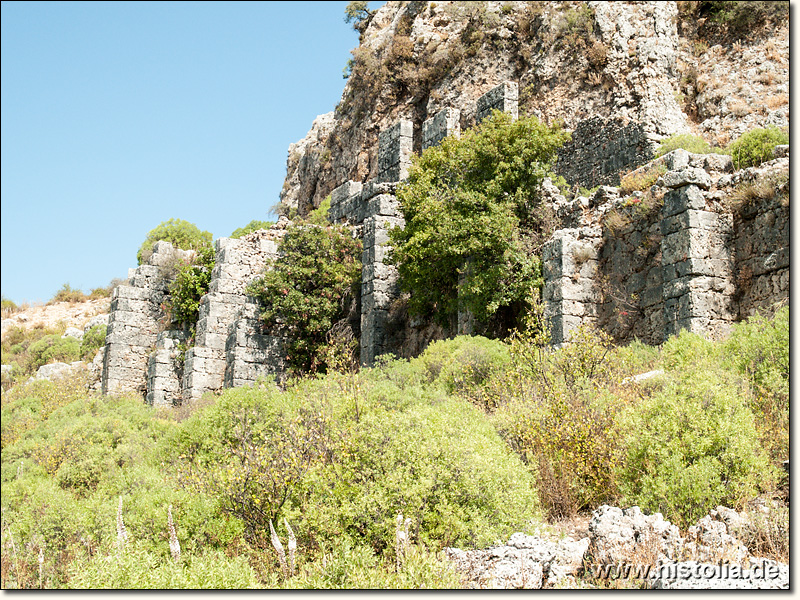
[1,1,367,304]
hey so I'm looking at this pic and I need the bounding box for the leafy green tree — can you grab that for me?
[247,224,362,373]
[230,220,274,239]
[137,218,213,265]
[389,111,569,332]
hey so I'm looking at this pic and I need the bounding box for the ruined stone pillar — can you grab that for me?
[541,228,602,345]
[360,203,404,366]
[146,330,188,406]
[422,108,461,150]
[101,241,192,396]
[377,120,413,183]
[476,81,518,123]
[660,167,736,340]
[182,234,280,400]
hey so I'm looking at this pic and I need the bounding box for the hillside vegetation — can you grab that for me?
[1,305,787,588]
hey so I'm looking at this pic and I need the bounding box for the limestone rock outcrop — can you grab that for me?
[280,1,787,213]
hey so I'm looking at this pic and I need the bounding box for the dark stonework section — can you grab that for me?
[557,117,657,188]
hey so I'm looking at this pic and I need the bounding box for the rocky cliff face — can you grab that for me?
[278,1,788,215]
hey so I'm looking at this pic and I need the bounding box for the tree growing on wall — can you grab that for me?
[247,218,362,374]
[389,110,569,335]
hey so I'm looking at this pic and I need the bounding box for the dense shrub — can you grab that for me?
[171,363,539,562]
[137,218,213,265]
[68,544,259,589]
[247,224,361,373]
[411,335,511,398]
[678,1,789,39]
[492,325,625,519]
[616,366,774,528]
[27,335,81,370]
[2,296,19,317]
[230,220,274,239]
[390,111,568,332]
[2,325,71,382]
[80,325,107,360]
[727,126,788,170]
[722,306,788,462]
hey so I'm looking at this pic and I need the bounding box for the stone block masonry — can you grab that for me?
[476,81,518,123]
[377,120,413,183]
[146,330,188,406]
[730,158,789,320]
[182,231,283,400]
[557,116,657,189]
[660,174,735,340]
[224,300,288,388]
[101,241,194,396]
[422,108,460,150]
[542,150,788,346]
[542,228,603,345]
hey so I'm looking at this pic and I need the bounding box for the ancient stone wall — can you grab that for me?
[557,117,657,189]
[182,229,285,400]
[377,120,413,183]
[224,300,288,388]
[543,150,789,346]
[146,330,187,406]
[103,81,789,402]
[422,108,460,150]
[730,160,790,320]
[101,241,193,396]
[476,81,518,123]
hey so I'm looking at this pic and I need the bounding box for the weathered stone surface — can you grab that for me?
[422,107,460,149]
[445,531,588,589]
[476,81,518,123]
[83,313,110,333]
[62,326,84,340]
[557,117,657,188]
[662,167,713,190]
[32,361,79,382]
[589,505,683,565]
[377,120,413,183]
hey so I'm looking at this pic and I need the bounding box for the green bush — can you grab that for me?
[492,325,624,519]
[727,126,788,170]
[411,335,511,403]
[27,335,81,370]
[655,133,716,157]
[230,220,274,239]
[722,306,788,463]
[171,368,539,562]
[80,325,107,360]
[390,111,568,332]
[681,1,789,38]
[280,538,461,589]
[246,224,361,373]
[137,218,213,265]
[164,246,215,331]
[616,369,774,528]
